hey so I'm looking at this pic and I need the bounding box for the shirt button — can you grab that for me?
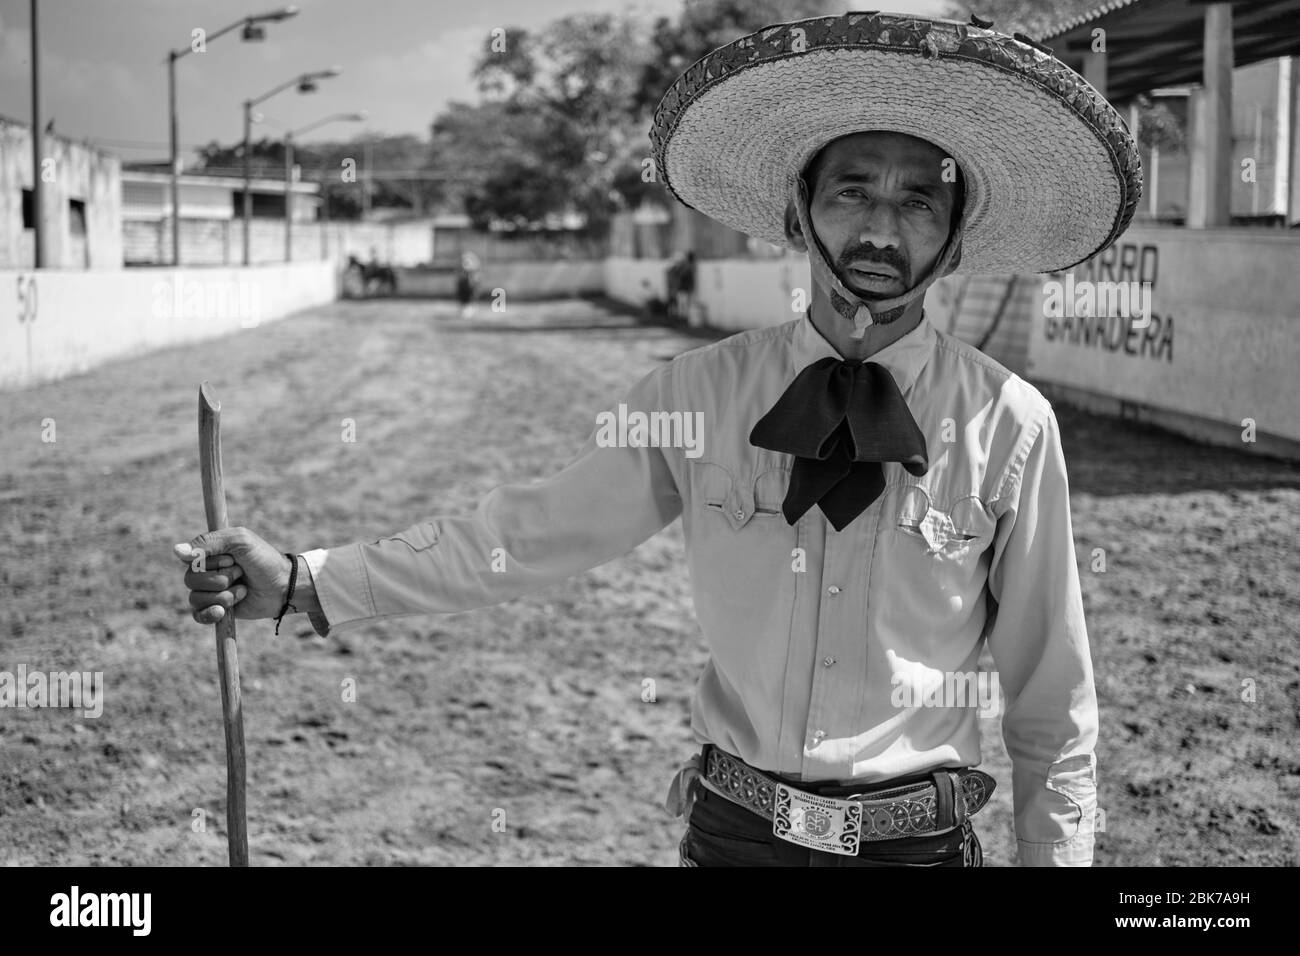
[812,730,826,743]
[823,657,836,667]
[827,585,841,595]
[734,509,745,520]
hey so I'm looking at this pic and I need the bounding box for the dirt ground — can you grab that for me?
[1,297,1296,866]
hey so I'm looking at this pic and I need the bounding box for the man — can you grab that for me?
[675,251,697,325]
[456,250,481,317]
[665,254,684,320]
[176,12,1140,866]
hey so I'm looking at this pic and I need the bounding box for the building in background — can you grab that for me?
[120,163,321,265]
[0,115,122,270]
[431,211,608,264]
[121,164,322,223]
[1135,57,1297,224]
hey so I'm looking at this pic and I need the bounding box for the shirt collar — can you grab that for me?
[791,308,938,395]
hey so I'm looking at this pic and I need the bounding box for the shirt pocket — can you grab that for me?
[875,483,998,642]
[693,459,787,531]
[687,457,796,640]
[894,485,997,561]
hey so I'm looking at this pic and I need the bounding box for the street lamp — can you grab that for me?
[31,0,46,268]
[165,6,299,266]
[267,111,366,262]
[241,68,341,266]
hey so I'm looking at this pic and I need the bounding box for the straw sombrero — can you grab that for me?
[649,11,1142,277]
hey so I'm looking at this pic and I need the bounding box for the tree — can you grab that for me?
[430,100,586,229]
[195,138,284,179]
[632,0,842,117]
[620,0,841,213]
[451,12,650,233]
[194,134,445,220]
[433,1,843,231]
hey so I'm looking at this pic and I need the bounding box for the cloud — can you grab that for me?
[0,11,31,80]
[59,58,139,106]
[0,9,136,123]
[342,25,484,137]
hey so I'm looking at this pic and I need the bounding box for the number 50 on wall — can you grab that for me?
[17,273,37,324]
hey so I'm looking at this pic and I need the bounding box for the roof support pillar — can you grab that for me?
[1280,55,1298,225]
[1083,48,1108,98]
[1187,2,1233,228]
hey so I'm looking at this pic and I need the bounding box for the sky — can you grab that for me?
[0,0,947,164]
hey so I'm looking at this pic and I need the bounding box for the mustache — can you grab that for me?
[836,245,911,286]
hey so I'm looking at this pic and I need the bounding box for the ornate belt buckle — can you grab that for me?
[772,784,861,856]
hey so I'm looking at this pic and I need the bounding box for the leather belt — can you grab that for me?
[699,744,995,846]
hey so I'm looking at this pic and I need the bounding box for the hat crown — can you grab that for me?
[649,12,1142,276]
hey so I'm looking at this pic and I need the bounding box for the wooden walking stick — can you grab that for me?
[198,382,249,867]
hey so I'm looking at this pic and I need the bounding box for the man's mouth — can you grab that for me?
[847,261,899,281]
[844,265,902,289]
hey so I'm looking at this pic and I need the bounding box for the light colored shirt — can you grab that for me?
[301,310,1099,866]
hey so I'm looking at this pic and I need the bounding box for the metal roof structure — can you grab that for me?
[1041,0,1300,101]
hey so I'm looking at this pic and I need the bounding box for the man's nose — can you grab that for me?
[856,200,902,250]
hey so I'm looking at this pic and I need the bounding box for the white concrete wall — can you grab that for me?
[693,257,809,331]
[396,260,604,298]
[124,218,434,267]
[0,261,337,391]
[602,257,1020,371]
[606,239,1300,459]
[605,256,812,330]
[320,220,433,267]
[0,118,123,269]
[1026,226,1300,450]
[486,260,604,297]
[604,258,672,306]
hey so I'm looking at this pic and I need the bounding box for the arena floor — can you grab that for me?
[1,298,1296,865]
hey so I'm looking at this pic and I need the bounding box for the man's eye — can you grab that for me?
[838,188,865,198]
[907,199,932,210]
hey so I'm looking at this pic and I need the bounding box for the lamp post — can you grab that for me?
[276,112,366,262]
[241,68,341,265]
[30,0,46,268]
[165,6,299,266]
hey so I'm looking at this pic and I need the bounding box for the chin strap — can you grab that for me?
[793,175,965,339]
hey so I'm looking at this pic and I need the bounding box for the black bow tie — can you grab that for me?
[749,357,929,531]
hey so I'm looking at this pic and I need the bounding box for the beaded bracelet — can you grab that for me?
[273,553,299,636]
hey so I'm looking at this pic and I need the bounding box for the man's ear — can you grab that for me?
[783,199,808,253]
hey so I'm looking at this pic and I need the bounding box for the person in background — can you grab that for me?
[675,251,697,326]
[664,255,684,321]
[457,251,481,318]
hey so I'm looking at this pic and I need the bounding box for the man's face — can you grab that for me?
[802,132,959,301]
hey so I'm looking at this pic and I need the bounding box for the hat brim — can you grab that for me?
[650,14,1142,275]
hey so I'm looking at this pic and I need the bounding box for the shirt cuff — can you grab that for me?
[300,545,373,635]
[1016,834,1095,866]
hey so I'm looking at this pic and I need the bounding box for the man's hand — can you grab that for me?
[175,528,291,625]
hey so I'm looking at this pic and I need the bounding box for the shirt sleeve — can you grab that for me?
[299,362,684,636]
[985,402,1100,866]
